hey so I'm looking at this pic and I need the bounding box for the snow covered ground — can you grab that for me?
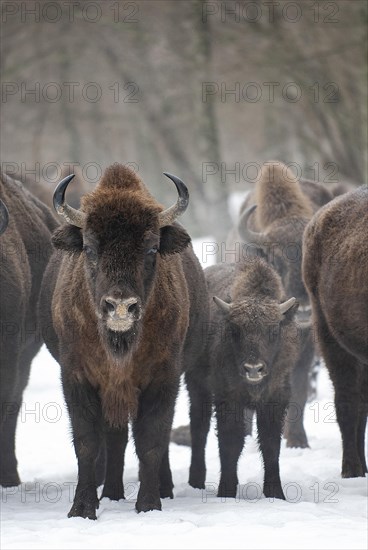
[1,240,367,550]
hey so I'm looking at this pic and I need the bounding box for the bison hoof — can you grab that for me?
[217,483,237,499]
[286,434,310,449]
[189,467,206,489]
[0,471,21,487]
[101,483,125,501]
[263,482,285,500]
[68,489,99,520]
[189,477,206,490]
[160,485,174,499]
[342,463,365,478]
[136,492,162,513]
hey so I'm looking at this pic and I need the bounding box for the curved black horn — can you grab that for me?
[0,199,9,236]
[158,173,189,227]
[53,174,86,227]
[238,204,266,246]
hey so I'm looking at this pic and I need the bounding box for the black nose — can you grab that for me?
[243,362,268,380]
[103,296,141,319]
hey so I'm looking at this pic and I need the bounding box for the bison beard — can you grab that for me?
[105,326,138,358]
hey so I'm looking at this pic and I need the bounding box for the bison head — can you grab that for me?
[213,294,298,390]
[51,164,191,360]
[238,205,311,326]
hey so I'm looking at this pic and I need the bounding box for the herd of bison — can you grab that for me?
[0,161,366,519]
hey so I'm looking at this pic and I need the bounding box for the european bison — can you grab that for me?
[172,166,330,449]
[233,161,319,448]
[188,257,299,500]
[303,185,368,477]
[0,171,58,486]
[39,163,208,519]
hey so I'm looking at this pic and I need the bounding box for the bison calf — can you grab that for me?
[188,258,299,500]
[303,185,368,477]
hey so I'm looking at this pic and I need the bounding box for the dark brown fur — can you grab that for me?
[0,171,58,487]
[40,164,208,519]
[187,258,299,499]
[303,185,368,477]
[227,162,320,449]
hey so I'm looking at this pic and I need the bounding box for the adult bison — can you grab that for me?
[0,171,58,487]
[188,258,299,499]
[39,163,208,519]
[303,185,368,477]
[228,161,321,449]
[172,165,328,449]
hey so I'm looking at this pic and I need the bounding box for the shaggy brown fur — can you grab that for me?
[187,257,299,500]
[303,185,368,478]
[299,179,334,212]
[0,171,58,487]
[40,163,208,519]
[254,162,313,228]
[225,164,356,450]
[229,162,316,448]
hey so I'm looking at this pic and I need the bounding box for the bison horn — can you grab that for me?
[158,173,189,227]
[213,296,231,314]
[238,205,266,246]
[0,199,9,236]
[53,174,86,228]
[279,297,296,315]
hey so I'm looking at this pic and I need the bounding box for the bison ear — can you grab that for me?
[52,225,83,254]
[159,224,191,256]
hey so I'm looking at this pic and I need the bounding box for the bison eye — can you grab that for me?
[146,246,158,255]
[83,245,97,260]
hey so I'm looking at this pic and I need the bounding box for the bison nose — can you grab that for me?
[104,296,141,320]
[243,362,268,383]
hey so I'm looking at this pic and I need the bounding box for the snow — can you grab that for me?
[1,239,367,550]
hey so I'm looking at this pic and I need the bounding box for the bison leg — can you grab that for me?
[257,399,288,500]
[185,370,212,489]
[284,330,313,449]
[159,448,174,499]
[215,399,245,498]
[94,436,106,487]
[315,312,365,478]
[100,426,128,501]
[357,409,367,474]
[0,339,36,487]
[133,380,178,513]
[64,379,102,520]
[335,393,364,478]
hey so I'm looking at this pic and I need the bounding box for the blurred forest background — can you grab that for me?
[1,0,367,238]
